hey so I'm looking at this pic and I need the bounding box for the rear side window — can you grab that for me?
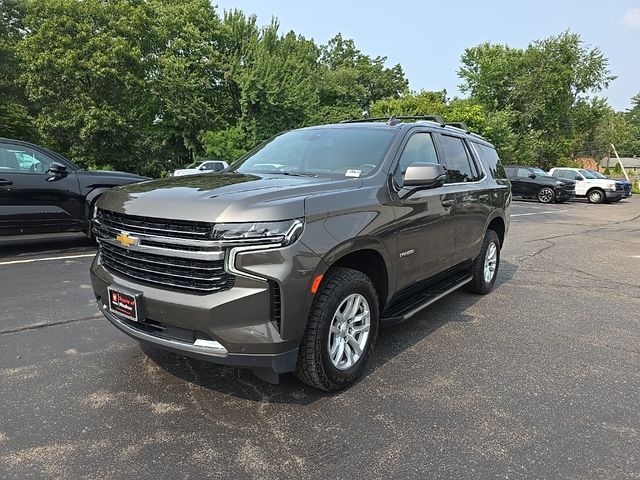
[438,135,480,183]
[475,144,506,179]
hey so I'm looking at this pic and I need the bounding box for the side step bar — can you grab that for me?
[381,273,472,325]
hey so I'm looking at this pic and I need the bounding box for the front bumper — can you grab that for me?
[555,188,575,201]
[605,190,624,201]
[90,239,325,375]
[97,300,298,374]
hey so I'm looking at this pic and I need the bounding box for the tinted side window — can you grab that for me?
[517,168,531,177]
[212,163,224,171]
[475,144,506,179]
[0,143,55,174]
[439,135,479,183]
[504,167,516,177]
[396,132,439,177]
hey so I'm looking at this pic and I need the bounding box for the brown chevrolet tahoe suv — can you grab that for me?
[90,116,511,391]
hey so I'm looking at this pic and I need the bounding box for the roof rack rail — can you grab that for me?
[445,122,470,133]
[340,115,446,127]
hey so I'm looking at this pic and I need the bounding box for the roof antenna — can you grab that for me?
[387,116,400,126]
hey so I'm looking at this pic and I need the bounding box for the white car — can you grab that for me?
[172,160,228,177]
[548,167,624,203]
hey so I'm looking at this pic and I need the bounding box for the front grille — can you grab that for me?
[96,209,211,240]
[100,242,234,294]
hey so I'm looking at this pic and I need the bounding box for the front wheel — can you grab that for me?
[295,267,379,392]
[537,187,555,203]
[588,189,605,204]
[467,230,500,295]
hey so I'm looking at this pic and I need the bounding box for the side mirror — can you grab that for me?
[528,173,536,179]
[46,162,68,180]
[400,163,446,198]
[198,165,207,171]
[574,175,582,181]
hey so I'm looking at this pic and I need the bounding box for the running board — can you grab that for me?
[381,273,472,325]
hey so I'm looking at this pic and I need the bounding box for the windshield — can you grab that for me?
[231,128,396,178]
[530,168,549,177]
[587,170,607,179]
[579,169,597,179]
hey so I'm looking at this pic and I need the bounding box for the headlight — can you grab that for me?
[213,219,304,246]
[606,183,617,191]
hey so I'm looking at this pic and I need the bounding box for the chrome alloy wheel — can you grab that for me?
[538,188,554,203]
[327,293,371,370]
[484,242,498,283]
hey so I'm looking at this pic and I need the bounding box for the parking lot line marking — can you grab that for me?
[511,210,566,217]
[0,253,96,266]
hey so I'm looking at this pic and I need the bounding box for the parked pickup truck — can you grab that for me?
[549,167,624,203]
[90,116,511,391]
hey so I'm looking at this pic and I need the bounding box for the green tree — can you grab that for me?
[0,0,37,140]
[459,31,615,167]
[18,0,156,171]
[369,90,446,117]
[147,0,228,167]
[201,10,320,158]
[314,33,408,123]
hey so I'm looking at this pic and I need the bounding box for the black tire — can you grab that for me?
[587,189,605,204]
[295,267,379,392]
[466,230,500,295]
[537,187,555,204]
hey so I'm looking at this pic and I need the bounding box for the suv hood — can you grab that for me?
[97,173,363,223]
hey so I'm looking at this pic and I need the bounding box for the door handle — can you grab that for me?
[0,179,13,186]
[441,199,455,207]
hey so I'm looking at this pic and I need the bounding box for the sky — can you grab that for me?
[213,0,640,111]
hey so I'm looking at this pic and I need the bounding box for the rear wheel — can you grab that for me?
[588,189,605,204]
[537,187,555,203]
[295,267,379,392]
[467,230,500,295]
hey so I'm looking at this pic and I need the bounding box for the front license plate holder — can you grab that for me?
[107,286,143,322]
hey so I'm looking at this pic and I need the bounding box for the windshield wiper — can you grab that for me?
[280,171,318,178]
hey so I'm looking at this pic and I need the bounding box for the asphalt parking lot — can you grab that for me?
[1,198,639,479]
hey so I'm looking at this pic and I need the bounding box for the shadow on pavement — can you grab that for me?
[142,261,518,405]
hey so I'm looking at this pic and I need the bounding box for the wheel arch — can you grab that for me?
[484,212,506,249]
[318,239,394,312]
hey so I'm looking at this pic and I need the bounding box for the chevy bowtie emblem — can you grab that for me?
[116,232,140,248]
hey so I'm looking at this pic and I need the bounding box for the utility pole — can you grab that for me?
[610,143,631,182]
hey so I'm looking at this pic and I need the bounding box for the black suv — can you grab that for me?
[504,165,575,203]
[0,138,148,237]
[90,116,511,391]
